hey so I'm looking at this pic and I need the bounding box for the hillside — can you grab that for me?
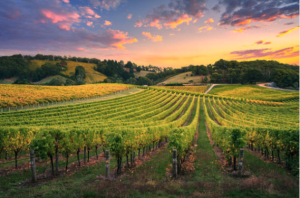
[30,60,107,83]
[209,84,299,101]
[158,71,210,85]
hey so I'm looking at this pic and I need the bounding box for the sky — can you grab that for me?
[0,0,299,68]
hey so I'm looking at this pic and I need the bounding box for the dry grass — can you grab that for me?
[159,72,210,85]
[30,60,107,83]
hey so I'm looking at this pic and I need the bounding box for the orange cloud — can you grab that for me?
[198,25,213,33]
[169,33,175,36]
[205,18,214,24]
[104,20,112,26]
[163,14,192,29]
[127,14,132,20]
[233,25,259,33]
[277,26,299,37]
[149,19,162,29]
[142,32,162,42]
[234,19,252,26]
[87,21,93,26]
[110,30,138,50]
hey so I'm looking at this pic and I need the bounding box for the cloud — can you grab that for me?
[79,6,101,19]
[80,6,95,16]
[142,32,163,42]
[104,20,112,26]
[0,0,137,52]
[254,40,272,45]
[87,21,93,26]
[41,9,80,30]
[127,14,132,20]
[233,25,260,32]
[216,0,299,27]
[230,46,299,59]
[205,18,214,24]
[135,0,207,29]
[76,47,88,52]
[198,25,213,33]
[277,26,299,37]
[169,33,175,36]
[94,14,101,18]
[163,14,192,29]
[90,0,121,10]
[134,20,143,27]
[62,0,69,3]
[41,10,80,24]
[284,22,294,25]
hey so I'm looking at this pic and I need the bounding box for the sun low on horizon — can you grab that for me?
[0,0,299,67]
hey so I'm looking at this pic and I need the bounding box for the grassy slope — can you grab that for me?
[0,77,17,84]
[209,84,299,101]
[30,60,107,83]
[158,72,210,85]
[31,75,69,85]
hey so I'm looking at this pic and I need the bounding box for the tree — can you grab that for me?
[136,66,141,72]
[243,69,263,84]
[137,77,152,85]
[75,66,86,80]
[210,72,221,83]
[203,76,208,83]
[124,61,133,69]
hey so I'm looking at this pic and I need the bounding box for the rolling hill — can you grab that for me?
[30,60,107,83]
[158,71,210,85]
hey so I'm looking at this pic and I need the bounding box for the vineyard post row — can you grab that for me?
[0,87,137,113]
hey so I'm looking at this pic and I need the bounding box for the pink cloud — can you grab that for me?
[76,47,88,52]
[41,10,80,23]
[87,21,93,26]
[205,18,214,24]
[127,14,132,20]
[94,14,101,18]
[134,20,143,27]
[142,32,163,42]
[230,47,299,60]
[59,24,70,31]
[80,6,95,16]
[62,0,69,3]
[149,19,162,29]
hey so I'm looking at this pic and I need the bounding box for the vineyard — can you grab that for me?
[0,84,132,108]
[153,86,208,93]
[0,85,298,198]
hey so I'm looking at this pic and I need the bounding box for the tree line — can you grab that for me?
[0,54,298,88]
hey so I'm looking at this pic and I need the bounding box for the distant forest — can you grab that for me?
[0,54,298,89]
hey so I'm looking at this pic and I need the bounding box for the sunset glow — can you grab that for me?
[0,0,298,67]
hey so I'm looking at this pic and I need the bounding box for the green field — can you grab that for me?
[209,84,299,101]
[0,84,298,198]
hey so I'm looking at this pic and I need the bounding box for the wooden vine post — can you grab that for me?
[172,149,177,178]
[30,149,37,182]
[238,149,244,176]
[105,150,110,178]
